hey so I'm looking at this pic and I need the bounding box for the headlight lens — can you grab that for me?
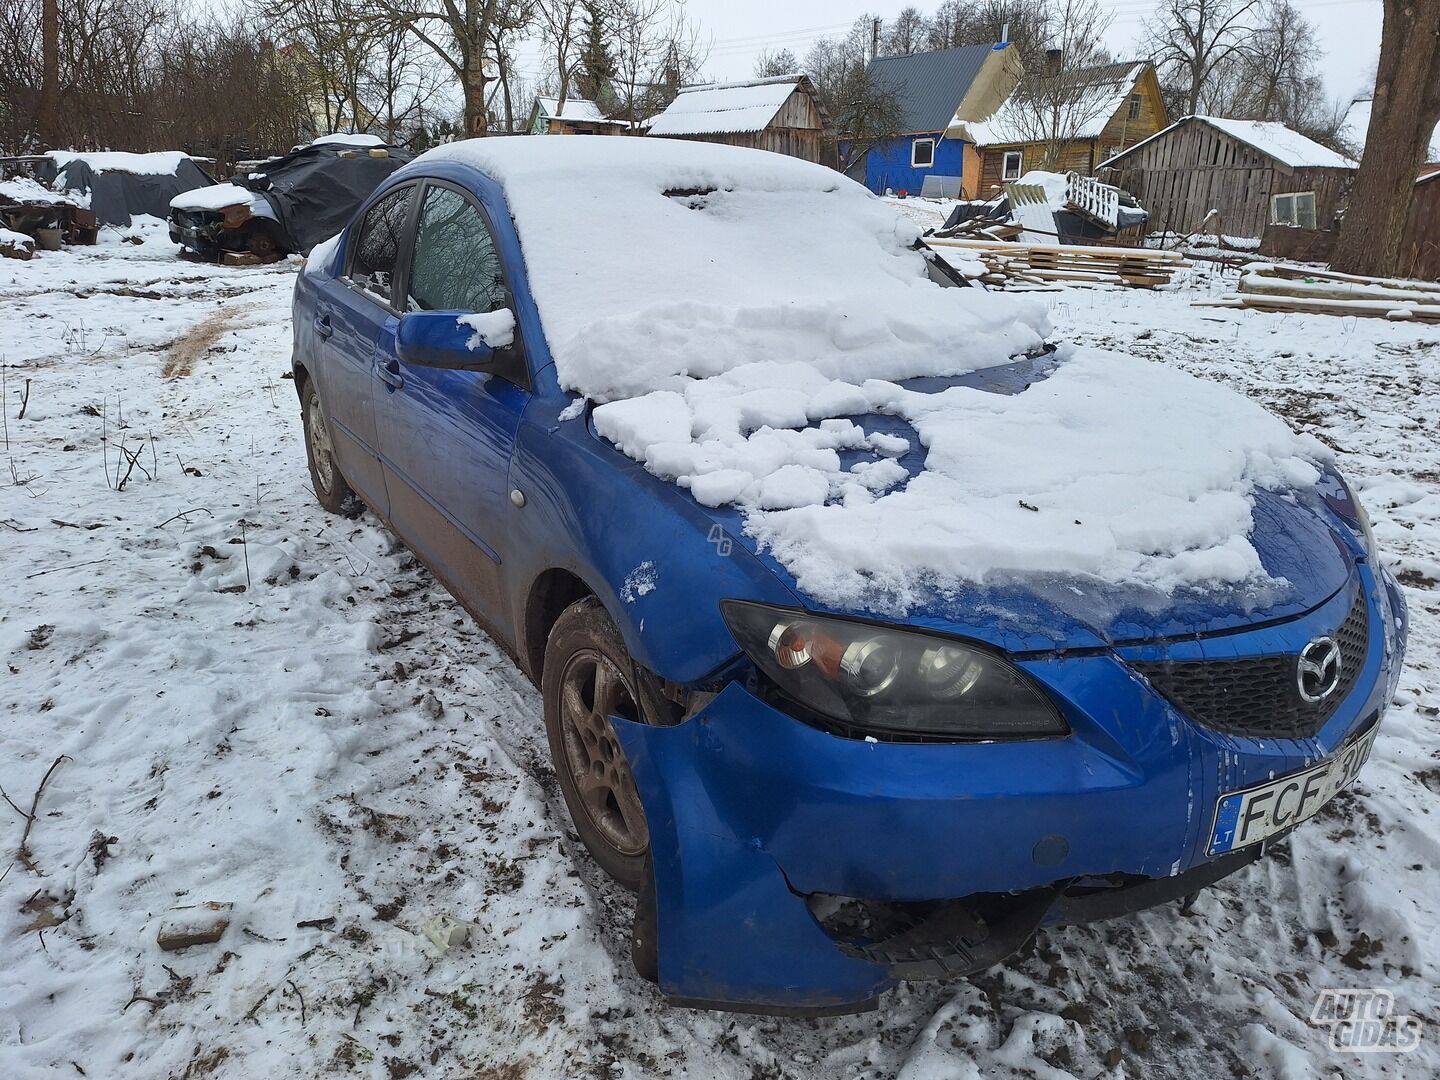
[1351,490,1377,557]
[721,601,1068,741]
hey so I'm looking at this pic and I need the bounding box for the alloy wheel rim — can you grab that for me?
[307,390,335,493]
[557,649,648,857]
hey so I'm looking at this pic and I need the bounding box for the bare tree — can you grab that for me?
[989,0,1114,168]
[609,0,705,128]
[37,0,58,146]
[1144,0,1258,118]
[535,0,583,113]
[882,6,927,56]
[753,47,798,79]
[1332,0,1440,276]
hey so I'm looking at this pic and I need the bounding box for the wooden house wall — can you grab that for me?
[1106,121,1353,238]
[1403,177,1440,281]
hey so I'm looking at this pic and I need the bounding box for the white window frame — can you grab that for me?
[911,137,935,169]
[1271,190,1318,229]
[1002,150,1024,181]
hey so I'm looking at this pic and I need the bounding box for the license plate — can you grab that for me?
[1208,725,1378,855]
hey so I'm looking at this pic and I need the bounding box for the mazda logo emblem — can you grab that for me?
[1297,637,1342,703]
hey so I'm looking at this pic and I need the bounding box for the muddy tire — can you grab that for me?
[542,597,672,891]
[300,376,354,514]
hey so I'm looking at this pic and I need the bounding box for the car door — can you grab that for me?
[313,183,419,516]
[371,179,530,629]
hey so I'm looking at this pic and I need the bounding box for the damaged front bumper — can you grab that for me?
[613,567,1405,1015]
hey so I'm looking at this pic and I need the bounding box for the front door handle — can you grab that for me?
[376,358,405,390]
[314,313,333,340]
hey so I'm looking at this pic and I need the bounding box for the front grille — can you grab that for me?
[1133,589,1369,739]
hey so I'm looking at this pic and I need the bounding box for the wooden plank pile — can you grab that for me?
[1199,263,1440,322]
[926,236,1188,288]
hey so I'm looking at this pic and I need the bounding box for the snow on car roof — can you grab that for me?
[647,75,805,137]
[417,137,1326,609]
[48,150,194,175]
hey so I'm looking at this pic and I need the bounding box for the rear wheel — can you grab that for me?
[542,597,671,890]
[300,377,354,514]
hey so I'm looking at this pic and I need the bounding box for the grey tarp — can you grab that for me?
[57,157,214,227]
[236,144,415,254]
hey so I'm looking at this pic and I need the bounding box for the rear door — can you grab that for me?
[313,183,419,515]
[371,180,530,629]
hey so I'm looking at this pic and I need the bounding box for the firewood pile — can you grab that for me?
[926,236,1188,289]
[1199,263,1440,322]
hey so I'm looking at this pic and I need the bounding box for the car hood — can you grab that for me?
[693,355,1358,653]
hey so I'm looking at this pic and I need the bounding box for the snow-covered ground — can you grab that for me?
[1,217,1438,1079]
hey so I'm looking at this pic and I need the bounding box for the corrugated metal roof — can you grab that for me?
[648,75,810,137]
[869,44,1004,135]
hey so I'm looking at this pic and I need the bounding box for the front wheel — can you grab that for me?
[300,377,354,514]
[542,597,672,890]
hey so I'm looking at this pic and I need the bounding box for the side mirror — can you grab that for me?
[395,308,516,370]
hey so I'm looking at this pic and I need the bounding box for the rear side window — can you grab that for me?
[408,186,506,314]
[349,186,413,304]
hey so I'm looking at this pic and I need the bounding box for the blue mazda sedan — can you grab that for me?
[291,138,1407,1014]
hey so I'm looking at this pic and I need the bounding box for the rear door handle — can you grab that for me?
[376,358,405,390]
[314,313,333,340]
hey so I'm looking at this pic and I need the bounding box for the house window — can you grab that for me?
[912,138,935,168]
[1128,94,1142,121]
[1002,150,1024,181]
[1271,191,1318,229]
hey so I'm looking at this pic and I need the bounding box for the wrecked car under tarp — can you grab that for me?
[51,151,215,227]
[169,140,414,261]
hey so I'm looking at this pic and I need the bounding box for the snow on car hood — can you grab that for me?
[417,139,1331,613]
[169,182,276,219]
[595,344,1333,616]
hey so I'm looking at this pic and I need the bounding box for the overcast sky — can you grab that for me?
[657,0,1382,109]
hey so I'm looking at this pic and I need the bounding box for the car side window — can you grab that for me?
[408,186,506,314]
[349,186,413,305]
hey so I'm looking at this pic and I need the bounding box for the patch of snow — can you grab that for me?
[304,232,342,273]
[648,75,804,137]
[458,308,515,350]
[48,149,194,175]
[621,561,658,602]
[310,132,386,148]
[0,176,82,206]
[1,226,35,249]
[169,182,276,220]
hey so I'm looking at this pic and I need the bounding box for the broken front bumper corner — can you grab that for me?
[612,681,1262,1015]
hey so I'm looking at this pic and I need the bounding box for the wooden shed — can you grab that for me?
[1100,115,1357,240]
[647,75,831,164]
[1403,170,1440,281]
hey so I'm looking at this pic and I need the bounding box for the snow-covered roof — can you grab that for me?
[967,61,1148,147]
[410,137,1325,608]
[311,133,386,148]
[1104,116,1356,170]
[0,176,81,206]
[1338,97,1440,163]
[647,75,810,137]
[533,97,624,125]
[48,150,193,176]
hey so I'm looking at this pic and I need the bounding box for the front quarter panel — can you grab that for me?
[507,397,802,684]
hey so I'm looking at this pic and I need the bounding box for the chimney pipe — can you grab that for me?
[1045,48,1062,76]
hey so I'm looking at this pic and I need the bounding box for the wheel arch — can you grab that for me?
[523,568,597,682]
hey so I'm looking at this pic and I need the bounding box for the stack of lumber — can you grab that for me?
[1199,263,1440,322]
[926,236,1188,288]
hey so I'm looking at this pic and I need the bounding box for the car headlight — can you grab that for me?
[721,601,1068,741]
[1351,488,1377,558]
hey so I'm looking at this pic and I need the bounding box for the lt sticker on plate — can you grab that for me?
[1209,725,1378,855]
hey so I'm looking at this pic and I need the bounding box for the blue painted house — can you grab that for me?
[859,42,1021,198]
